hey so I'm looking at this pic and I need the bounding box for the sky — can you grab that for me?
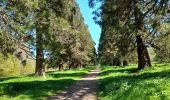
[76,0,101,49]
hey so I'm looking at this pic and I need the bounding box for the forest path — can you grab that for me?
[48,67,100,100]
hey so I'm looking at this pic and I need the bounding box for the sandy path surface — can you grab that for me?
[48,67,100,100]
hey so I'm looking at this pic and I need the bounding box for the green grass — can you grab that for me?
[98,64,170,100]
[0,66,93,100]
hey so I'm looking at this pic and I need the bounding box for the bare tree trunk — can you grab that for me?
[145,48,152,67]
[136,35,151,70]
[123,60,128,66]
[69,63,72,69]
[59,64,63,71]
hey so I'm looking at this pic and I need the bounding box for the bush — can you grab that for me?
[0,53,35,76]
[0,53,21,76]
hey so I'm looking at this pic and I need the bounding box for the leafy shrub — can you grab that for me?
[0,53,35,76]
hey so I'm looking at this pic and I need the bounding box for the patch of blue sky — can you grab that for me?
[76,0,101,50]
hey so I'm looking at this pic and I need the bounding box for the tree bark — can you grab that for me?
[35,31,45,77]
[69,63,72,69]
[123,60,128,66]
[133,1,151,70]
[136,35,151,70]
[35,9,46,77]
[59,64,63,71]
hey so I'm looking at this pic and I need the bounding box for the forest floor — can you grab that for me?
[48,67,100,100]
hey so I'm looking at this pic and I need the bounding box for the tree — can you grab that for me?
[89,0,170,69]
[0,0,96,77]
[152,23,170,63]
[46,0,95,70]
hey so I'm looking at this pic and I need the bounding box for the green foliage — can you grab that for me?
[153,23,170,63]
[96,0,139,66]
[0,53,35,76]
[0,67,91,100]
[0,0,96,76]
[45,1,95,69]
[98,64,170,100]
[0,53,21,76]
[0,32,15,55]
[90,0,170,68]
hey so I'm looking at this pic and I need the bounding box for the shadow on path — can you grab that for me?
[47,67,100,100]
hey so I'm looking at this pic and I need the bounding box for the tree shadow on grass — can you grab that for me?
[99,67,137,76]
[0,77,19,82]
[48,72,87,78]
[98,69,170,100]
[0,79,76,100]
[0,70,89,99]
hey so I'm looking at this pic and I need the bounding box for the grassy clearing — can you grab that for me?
[98,64,170,100]
[0,66,94,100]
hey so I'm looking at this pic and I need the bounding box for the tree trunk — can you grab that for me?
[69,63,72,69]
[133,1,151,70]
[136,35,151,70]
[59,64,63,71]
[69,60,74,69]
[35,31,45,77]
[34,2,50,77]
[145,47,152,67]
[123,60,128,66]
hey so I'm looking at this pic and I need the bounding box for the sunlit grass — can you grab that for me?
[98,64,170,100]
[0,66,94,100]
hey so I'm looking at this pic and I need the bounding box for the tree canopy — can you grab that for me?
[89,0,170,69]
[0,0,96,77]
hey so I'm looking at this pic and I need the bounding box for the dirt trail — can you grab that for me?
[48,67,100,100]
